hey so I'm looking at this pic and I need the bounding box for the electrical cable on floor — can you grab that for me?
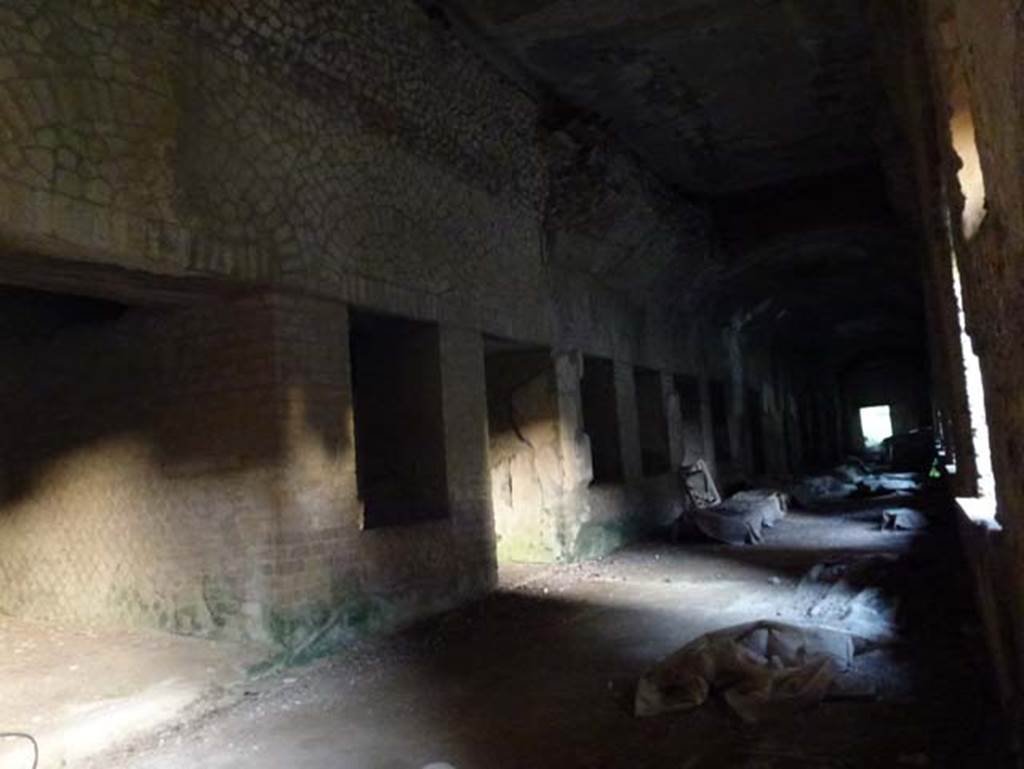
[0,732,38,769]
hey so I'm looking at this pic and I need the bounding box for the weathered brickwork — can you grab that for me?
[0,0,818,645]
[0,291,499,644]
[934,5,1024,725]
[872,0,1024,722]
[0,0,550,340]
[545,127,714,367]
[0,295,283,638]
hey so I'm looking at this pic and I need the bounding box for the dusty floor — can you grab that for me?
[56,483,1002,769]
[0,617,257,768]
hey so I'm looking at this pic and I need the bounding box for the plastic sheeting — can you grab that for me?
[635,621,856,723]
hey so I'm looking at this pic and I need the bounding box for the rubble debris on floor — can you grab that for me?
[794,555,901,642]
[635,620,860,723]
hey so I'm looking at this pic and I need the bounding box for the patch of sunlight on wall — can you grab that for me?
[951,255,996,502]
[859,405,893,448]
[950,80,987,240]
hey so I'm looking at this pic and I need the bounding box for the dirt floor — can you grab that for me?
[0,616,257,768]
[38,480,995,769]
[2,479,1007,765]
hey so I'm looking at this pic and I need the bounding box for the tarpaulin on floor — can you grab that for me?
[676,490,789,545]
[635,621,856,723]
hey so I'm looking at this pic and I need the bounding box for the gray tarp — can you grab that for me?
[881,507,930,531]
[681,490,789,545]
[791,467,923,508]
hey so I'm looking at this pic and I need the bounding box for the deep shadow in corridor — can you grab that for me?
[94,481,1007,769]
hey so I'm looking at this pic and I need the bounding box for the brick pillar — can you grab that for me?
[438,324,495,591]
[262,294,358,643]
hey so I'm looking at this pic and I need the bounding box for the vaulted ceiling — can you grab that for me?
[440,0,883,195]
[436,0,926,366]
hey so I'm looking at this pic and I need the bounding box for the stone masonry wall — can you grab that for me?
[929,1,1024,720]
[0,0,549,339]
[0,0,815,641]
[0,295,282,638]
[265,304,496,649]
[486,350,565,563]
[872,0,1024,725]
[0,290,497,645]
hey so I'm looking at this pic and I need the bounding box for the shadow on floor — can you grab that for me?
[86,491,1009,769]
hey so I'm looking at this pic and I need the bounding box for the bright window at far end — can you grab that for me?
[859,405,893,447]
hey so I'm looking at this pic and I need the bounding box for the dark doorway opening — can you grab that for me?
[581,356,623,484]
[674,374,703,465]
[349,309,449,529]
[634,367,670,476]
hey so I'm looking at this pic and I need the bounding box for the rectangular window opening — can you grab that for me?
[581,356,623,485]
[634,367,670,477]
[952,254,997,503]
[859,405,893,448]
[482,338,555,563]
[349,309,448,529]
[949,68,987,241]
